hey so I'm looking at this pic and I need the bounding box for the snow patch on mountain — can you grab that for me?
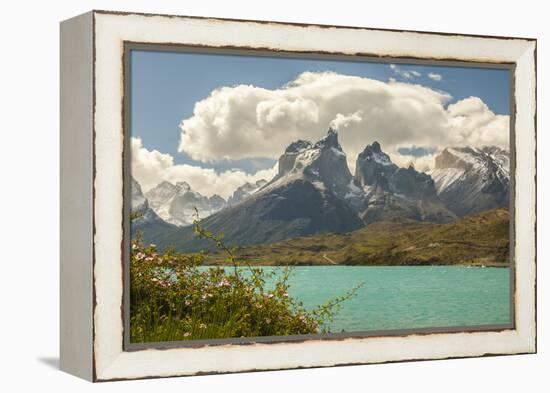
[228,179,268,205]
[429,167,465,193]
[428,146,510,216]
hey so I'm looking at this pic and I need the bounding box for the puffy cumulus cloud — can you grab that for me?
[178,71,509,171]
[428,72,443,81]
[131,137,277,198]
[446,97,509,148]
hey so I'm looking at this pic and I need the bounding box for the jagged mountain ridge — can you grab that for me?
[428,146,510,216]
[354,141,456,224]
[144,181,227,227]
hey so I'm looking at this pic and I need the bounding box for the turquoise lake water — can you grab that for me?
[250,266,511,332]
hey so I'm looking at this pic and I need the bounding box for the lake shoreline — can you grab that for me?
[203,262,510,268]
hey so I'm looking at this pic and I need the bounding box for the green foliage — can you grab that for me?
[130,209,361,343]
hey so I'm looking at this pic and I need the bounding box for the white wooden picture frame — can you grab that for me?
[60,10,536,381]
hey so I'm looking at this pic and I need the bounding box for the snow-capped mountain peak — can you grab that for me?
[360,141,394,167]
[265,127,353,198]
[144,180,227,227]
[428,146,509,216]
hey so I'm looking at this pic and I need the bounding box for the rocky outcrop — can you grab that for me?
[355,141,397,189]
[354,142,455,224]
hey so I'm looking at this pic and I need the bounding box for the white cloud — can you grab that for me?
[428,72,443,81]
[446,96,509,147]
[389,64,415,79]
[330,110,363,130]
[389,65,421,79]
[391,153,438,173]
[131,137,277,198]
[177,71,508,171]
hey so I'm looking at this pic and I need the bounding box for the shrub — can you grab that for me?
[130,212,361,343]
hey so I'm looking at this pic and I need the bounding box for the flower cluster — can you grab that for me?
[129,213,360,343]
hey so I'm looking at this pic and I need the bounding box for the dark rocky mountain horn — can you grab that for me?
[355,141,397,188]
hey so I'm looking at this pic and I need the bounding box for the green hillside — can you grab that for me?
[199,208,510,267]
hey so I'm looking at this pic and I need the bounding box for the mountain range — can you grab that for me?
[144,181,226,227]
[131,128,510,252]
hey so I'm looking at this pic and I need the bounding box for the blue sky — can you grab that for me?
[130,49,510,174]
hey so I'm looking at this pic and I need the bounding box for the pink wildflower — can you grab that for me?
[183,332,191,337]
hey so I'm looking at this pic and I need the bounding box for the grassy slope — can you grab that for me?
[200,208,510,267]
